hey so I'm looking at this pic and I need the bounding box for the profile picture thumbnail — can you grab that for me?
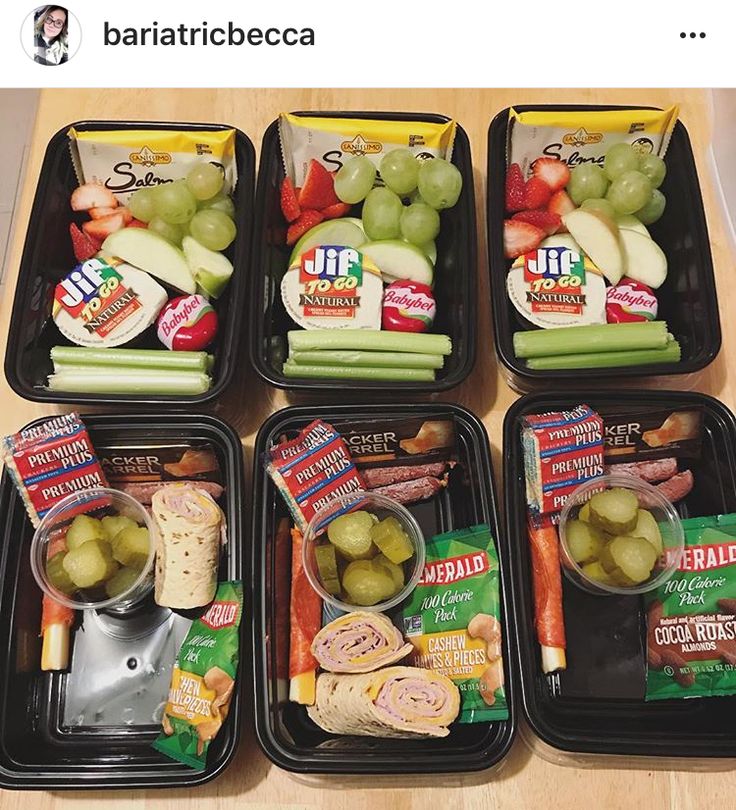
[22,5,80,66]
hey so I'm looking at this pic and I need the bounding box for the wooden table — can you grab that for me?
[0,88,733,809]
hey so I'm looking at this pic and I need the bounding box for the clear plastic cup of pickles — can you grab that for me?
[30,487,156,611]
[559,474,685,595]
[303,491,426,612]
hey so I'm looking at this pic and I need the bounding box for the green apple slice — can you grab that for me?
[358,240,434,287]
[102,227,196,294]
[182,236,234,298]
[616,215,651,238]
[288,219,365,266]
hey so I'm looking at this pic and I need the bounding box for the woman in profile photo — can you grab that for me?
[33,6,68,65]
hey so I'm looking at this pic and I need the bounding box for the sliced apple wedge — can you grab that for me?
[182,236,234,299]
[619,229,668,289]
[562,209,624,286]
[616,215,651,238]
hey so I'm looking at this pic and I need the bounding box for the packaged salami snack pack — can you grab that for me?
[507,106,679,176]
[153,581,243,769]
[645,514,736,702]
[279,113,456,184]
[69,127,238,204]
[400,525,509,723]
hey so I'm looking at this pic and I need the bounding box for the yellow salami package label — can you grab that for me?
[68,127,237,204]
[164,668,217,727]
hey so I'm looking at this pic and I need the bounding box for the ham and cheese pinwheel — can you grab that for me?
[307,666,460,738]
[311,612,413,674]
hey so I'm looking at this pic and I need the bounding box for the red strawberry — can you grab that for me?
[505,163,526,213]
[320,202,351,220]
[286,210,325,246]
[69,223,102,262]
[512,209,562,236]
[70,183,118,212]
[82,212,126,240]
[280,177,301,223]
[524,177,552,209]
[532,157,570,192]
[89,206,118,219]
[503,220,544,259]
[547,190,576,232]
[127,218,147,228]
[298,160,339,210]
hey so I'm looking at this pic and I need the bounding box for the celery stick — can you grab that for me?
[282,362,435,382]
[48,369,212,395]
[513,321,668,359]
[290,350,444,369]
[288,330,452,355]
[526,341,681,370]
[51,346,212,372]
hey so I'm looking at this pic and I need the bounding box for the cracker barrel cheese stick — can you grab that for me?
[289,528,322,704]
[527,517,567,673]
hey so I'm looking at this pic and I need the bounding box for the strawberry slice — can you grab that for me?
[512,209,562,236]
[286,210,325,246]
[548,190,576,232]
[127,218,147,228]
[505,163,526,213]
[524,177,552,210]
[280,177,301,223]
[70,183,118,212]
[504,219,544,259]
[82,212,126,241]
[532,157,570,192]
[298,160,339,210]
[89,206,118,220]
[320,202,351,220]
[69,223,102,262]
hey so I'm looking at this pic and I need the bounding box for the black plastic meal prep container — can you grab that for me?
[249,111,477,393]
[487,105,721,392]
[504,390,736,760]
[0,412,246,789]
[251,402,515,773]
[4,120,255,406]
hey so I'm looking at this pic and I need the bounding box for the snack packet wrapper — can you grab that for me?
[645,514,736,702]
[69,127,238,204]
[507,106,679,177]
[153,581,242,769]
[279,112,456,185]
[400,525,509,723]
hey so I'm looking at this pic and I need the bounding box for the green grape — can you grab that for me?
[362,187,403,240]
[638,154,667,188]
[148,216,185,245]
[334,156,376,204]
[606,170,653,215]
[603,143,639,181]
[567,165,609,205]
[400,202,440,245]
[198,191,235,219]
[634,188,666,225]
[581,198,617,221]
[380,149,420,195]
[409,188,427,205]
[154,180,197,225]
[186,163,224,200]
[417,158,462,210]
[189,209,237,251]
[128,188,158,223]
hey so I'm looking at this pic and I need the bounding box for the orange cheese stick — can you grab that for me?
[40,530,74,671]
[289,528,322,704]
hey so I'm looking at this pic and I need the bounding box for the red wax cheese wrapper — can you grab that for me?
[157,294,218,351]
[606,280,658,323]
[382,281,436,332]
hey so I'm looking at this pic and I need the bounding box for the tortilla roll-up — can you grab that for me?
[289,528,321,705]
[527,518,567,673]
[152,484,224,609]
[311,612,413,674]
[307,666,460,738]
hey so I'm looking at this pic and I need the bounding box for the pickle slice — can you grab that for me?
[314,544,341,595]
[66,514,105,550]
[588,488,638,534]
[608,535,658,584]
[631,508,663,554]
[342,560,394,606]
[327,511,376,561]
[111,526,150,569]
[581,560,615,586]
[372,554,405,596]
[101,515,137,543]
[565,519,605,565]
[578,503,591,523]
[369,516,414,565]
[46,551,76,595]
[105,566,142,598]
[63,539,118,589]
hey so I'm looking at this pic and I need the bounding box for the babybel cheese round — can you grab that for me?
[381,281,436,332]
[156,294,218,350]
[606,280,658,323]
